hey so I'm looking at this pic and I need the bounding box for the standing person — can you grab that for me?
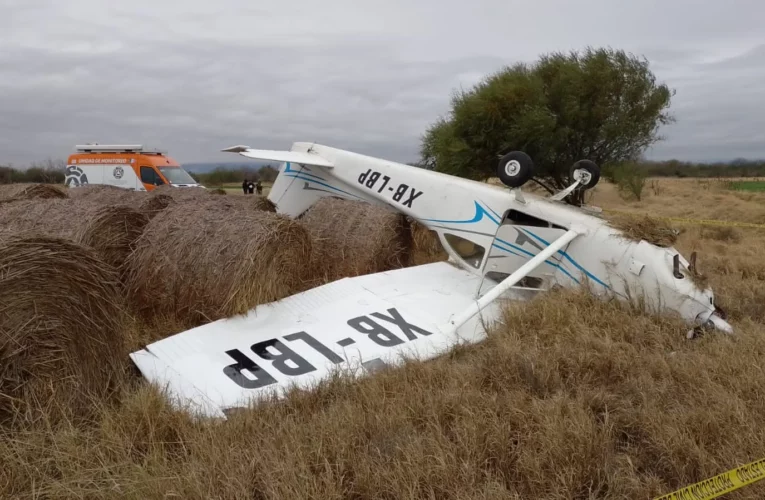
[256,180,263,195]
[242,178,248,195]
[247,180,255,194]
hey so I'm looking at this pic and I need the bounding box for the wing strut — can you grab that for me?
[443,226,583,334]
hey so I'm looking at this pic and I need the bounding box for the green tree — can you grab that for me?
[420,47,675,204]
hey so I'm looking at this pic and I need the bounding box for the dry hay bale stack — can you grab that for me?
[0,200,150,278]
[67,186,181,220]
[139,192,176,219]
[151,184,211,203]
[74,205,151,280]
[298,197,413,283]
[0,236,129,428]
[0,198,106,241]
[408,217,448,265]
[124,198,314,327]
[66,184,145,207]
[0,183,67,203]
[226,194,277,213]
[242,194,276,212]
[138,191,274,222]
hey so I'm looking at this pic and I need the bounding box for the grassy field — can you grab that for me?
[726,180,765,192]
[2,178,765,498]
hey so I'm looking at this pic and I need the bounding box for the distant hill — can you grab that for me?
[182,161,275,174]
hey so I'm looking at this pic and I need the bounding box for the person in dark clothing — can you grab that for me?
[247,180,255,194]
[242,179,248,195]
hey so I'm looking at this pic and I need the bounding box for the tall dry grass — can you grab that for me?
[1,178,765,499]
[2,287,764,498]
[589,177,765,224]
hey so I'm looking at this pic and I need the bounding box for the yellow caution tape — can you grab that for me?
[602,209,765,230]
[654,457,765,500]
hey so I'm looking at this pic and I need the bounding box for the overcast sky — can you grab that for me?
[2,0,765,167]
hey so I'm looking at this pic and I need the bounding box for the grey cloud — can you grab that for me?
[2,0,765,166]
[0,35,503,164]
[647,44,765,161]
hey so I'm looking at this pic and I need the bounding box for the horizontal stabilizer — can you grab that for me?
[221,145,334,168]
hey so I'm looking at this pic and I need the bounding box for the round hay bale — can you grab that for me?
[124,198,314,326]
[0,183,67,203]
[225,195,276,213]
[151,184,210,203]
[74,205,151,279]
[0,198,107,241]
[139,193,176,219]
[0,236,129,428]
[250,195,276,212]
[298,198,413,283]
[66,184,143,206]
[408,217,448,265]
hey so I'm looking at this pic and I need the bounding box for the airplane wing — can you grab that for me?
[130,262,532,418]
[221,145,335,168]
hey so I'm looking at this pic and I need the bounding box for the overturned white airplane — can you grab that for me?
[130,143,732,418]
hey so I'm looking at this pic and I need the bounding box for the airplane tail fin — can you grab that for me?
[222,144,347,218]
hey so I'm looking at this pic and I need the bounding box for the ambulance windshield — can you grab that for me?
[159,166,197,185]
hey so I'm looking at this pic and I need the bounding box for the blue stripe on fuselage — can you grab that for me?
[519,228,610,289]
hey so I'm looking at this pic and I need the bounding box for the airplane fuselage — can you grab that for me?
[265,142,728,332]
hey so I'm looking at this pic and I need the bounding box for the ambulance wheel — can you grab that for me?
[570,160,600,190]
[497,151,534,188]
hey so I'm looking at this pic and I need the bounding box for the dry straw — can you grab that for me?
[66,184,142,205]
[0,237,128,428]
[0,183,67,203]
[74,205,150,279]
[230,195,277,213]
[408,217,448,265]
[0,198,107,240]
[606,212,679,247]
[151,184,211,203]
[67,184,275,216]
[0,199,151,286]
[140,193,176,219]
[124,198,313,326]
[67,186,176,220]
[298,198,413,283]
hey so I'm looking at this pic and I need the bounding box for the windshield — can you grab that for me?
[159,166,197,185]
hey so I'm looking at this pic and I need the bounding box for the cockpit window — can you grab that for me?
[506,209,566,231]
[443,233,485,268]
